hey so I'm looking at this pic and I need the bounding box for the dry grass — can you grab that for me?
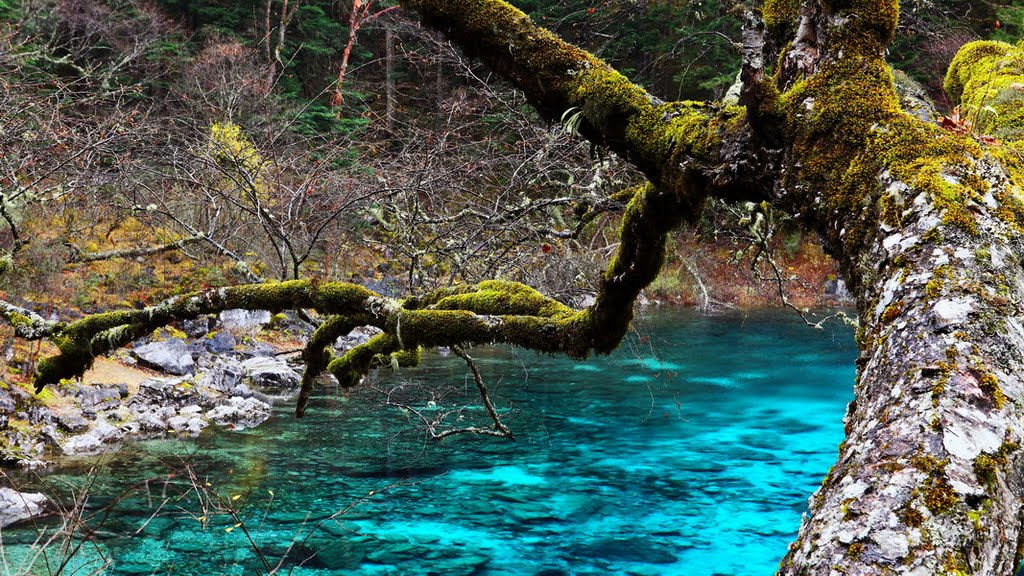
[81,357,157,396]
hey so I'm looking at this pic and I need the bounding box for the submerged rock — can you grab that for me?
[0,487,47,527]
[305,536,368,570]
[574,537,679,564]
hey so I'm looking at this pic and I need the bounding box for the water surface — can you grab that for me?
[3,308,857,575]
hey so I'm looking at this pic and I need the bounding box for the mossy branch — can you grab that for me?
[66,234,206,264]
[397,0,757,203]
[296,314,367,416]
[945,40,1024,142]
[31,280,378,390]
[0,298,58,340]
[22,279,589,401]
[23,169,701,411]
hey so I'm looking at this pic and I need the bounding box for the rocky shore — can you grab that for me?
[1,310,378,466]
[0,309,389,527]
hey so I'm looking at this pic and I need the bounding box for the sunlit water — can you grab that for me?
[3,308,857,575]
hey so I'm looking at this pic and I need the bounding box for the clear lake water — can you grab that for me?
[2,307,858,575]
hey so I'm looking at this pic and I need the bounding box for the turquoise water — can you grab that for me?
[3,308,857,575]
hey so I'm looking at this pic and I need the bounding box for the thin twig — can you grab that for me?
[451,345,515,440]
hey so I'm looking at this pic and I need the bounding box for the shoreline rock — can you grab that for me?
[0,487,48,528]
[2,312,305,464]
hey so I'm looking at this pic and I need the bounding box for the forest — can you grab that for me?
[1,0,1024,574]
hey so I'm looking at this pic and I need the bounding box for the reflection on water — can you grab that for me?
[4,308,857,575]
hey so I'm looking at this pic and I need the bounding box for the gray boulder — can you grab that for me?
[241,357,300,390]
[0,388,15,424]
[55,411,90,433]
[219,309,271,331]
[61,419,122,455]
[205,331,237,354]
[206,397,271,430]
[0,488,47,528]
[133,408,170,432]
[182,317,212,338]
[75,386,124,413]
[201,358,244,393]
[132,339,195,375]
[166,415,208,436]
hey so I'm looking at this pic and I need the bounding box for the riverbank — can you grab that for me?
[0,310,393,470]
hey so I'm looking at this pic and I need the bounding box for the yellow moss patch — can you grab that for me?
[945,40,1024,142]
[923,472,959,513]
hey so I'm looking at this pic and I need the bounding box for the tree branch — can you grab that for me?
[451,345,514,440]
[66,235,205,263]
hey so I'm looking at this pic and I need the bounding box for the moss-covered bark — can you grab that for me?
[945,40,1024,142]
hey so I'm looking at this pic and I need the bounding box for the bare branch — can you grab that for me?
[451,345,514,440]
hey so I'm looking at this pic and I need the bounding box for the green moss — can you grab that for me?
[390,347,422,368]
[841,497,856,520]
[762,0,800,34]
[432,280,573,318]
[8,312,31,329]
[967,509,984,530]
[978,373,1006,408]
[926,266,953,299]
[945,40,1024,141]
[927,361,955,405]
[911,452,947,474]
[847,541,864,559]
[901,505,926,527]
[941,550,971,576]
[973,452,1001,487]
[923,471,959,514]
[881,302,903,324]
[326,333,402,388]
[780,46,984,262]
[879,192,905,227]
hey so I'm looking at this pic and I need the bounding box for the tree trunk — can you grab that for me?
[385,25,396,131]
[779,166,1024,574]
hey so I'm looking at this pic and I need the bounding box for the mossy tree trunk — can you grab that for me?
[396,0,1024,574]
